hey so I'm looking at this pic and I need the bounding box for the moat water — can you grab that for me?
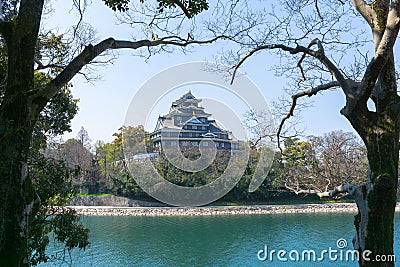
[38,213,400,266]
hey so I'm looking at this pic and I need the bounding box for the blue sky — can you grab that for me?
[46,0,360,144]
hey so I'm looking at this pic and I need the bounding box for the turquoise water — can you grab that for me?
[39,213,400,266]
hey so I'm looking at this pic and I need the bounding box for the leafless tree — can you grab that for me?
[215,1,400,265]
[0,0,247,265]
[284,131,368,198]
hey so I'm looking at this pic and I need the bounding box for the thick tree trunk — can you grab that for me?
[0,127,37,266]
[0,2,43,264]
[352,124,399,267]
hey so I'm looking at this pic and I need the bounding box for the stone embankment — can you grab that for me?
[67,203,400,217]
[69,195,168,207]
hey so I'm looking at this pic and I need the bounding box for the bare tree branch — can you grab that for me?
[230,44,270,85]
[316,184,359,198]
[286,182,359,199]
[230,39,348,88]
[297,39,327,83]
[276,81,340,151]
[172,0,192,18]
[314,0,323,20]
[33,35,229,102]
[72,0,89,38]
[285,183,322,195]
[34,58,65,71]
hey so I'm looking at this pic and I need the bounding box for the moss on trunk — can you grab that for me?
[354,126,399,267]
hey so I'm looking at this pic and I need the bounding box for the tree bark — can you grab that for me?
[0,1,44,265]
[344,55,400,266]
[0,0,225,263]
[343,2,400,264]
[353,130,399,267]
[0,125,38,266]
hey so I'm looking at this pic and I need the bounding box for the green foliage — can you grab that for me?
[0,32,85,264]
[69,125,369,204]
[94,125,150,198]
[31,86,79,153]
[102,0,130,11]
[0,37,79,154]
[89,126,369,202]
[35,32,70,75]
[51,210,89,250]
[153,0,209,16]
[102,0,209,17]
[283,137,314,163]
[28,155,90,266]
[32,32,79,145]
[39,87,78,136]
[276,132,368,196]
[153,148,231,187]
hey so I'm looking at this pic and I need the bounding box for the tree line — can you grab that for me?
[54,126,374,202]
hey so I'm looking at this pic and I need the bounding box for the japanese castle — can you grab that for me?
[149,91,239,150]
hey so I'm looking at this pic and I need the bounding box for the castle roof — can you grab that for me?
[151,91,238,143]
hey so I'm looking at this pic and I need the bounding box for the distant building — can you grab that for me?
[132,152,160,160]
[149,91,239,150]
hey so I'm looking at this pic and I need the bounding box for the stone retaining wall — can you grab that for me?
[69,195,167,207]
